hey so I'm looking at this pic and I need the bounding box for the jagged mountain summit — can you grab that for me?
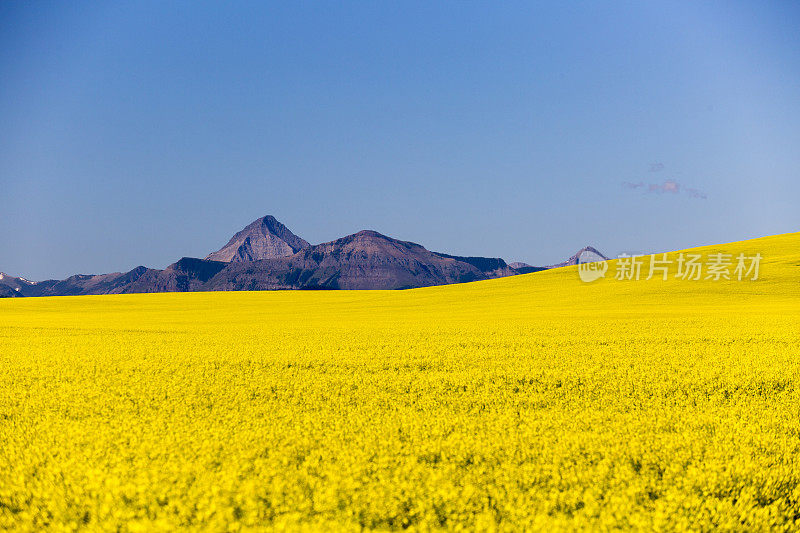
[545,246,609,269]
[206,215,310,262]
[1,215,609,297]
[507,247,608,274]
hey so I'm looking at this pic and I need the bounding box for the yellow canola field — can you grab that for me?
[1,232,799,531]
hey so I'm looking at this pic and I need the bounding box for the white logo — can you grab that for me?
[577,251,608,283]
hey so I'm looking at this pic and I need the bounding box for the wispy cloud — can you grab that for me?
[649,179,680,193]
[622,181,644,189]
[623,164,706,199]
[622,179,706,199]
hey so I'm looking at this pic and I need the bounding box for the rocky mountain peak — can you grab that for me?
[205,215,310,262]
[546,246,610,269]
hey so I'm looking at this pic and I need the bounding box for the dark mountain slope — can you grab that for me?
[508,262,548,274]
[0,272,36,297]
[0,284,22,298]
[122,258,227,293]
[28,266,151,296]
[205,230,517,290]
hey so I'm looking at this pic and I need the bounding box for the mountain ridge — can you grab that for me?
[1,216,608,296]
[204,230,518,291]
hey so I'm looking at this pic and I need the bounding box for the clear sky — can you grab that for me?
[2,1,799,280]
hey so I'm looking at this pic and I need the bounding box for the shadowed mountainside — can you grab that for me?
[205,230,517,291]
[1,216,605,296]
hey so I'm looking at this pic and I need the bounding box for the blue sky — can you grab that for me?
[1,1,799,280]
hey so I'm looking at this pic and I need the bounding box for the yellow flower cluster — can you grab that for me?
[1,232,799,531]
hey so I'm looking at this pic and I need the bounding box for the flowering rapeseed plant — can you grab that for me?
[1,232,799,530]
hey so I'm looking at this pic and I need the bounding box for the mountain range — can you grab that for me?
[0,215,608,297]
